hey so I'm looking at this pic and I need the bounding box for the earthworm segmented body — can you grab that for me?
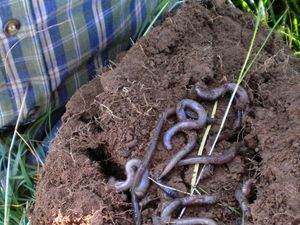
[163,121,205,151]
[163,100,208,150]
[109,159,149,195]
[159,195,218,225]
[176,144,239,167]
[159,131,198,179]
[131,191,142,225]
[242,178,255,196]
[168,218,218,225]
[176,99,208,121]
[131,109,171,193]
[199,130,240,180]
[131,109,174,225]
[235,179,255,220]
[194,83,249,110]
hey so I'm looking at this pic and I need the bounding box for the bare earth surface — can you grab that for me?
[31,1,300,225]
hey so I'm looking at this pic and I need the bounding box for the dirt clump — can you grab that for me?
[30,1,300,225]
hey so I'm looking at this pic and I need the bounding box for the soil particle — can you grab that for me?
[31,1,300,225]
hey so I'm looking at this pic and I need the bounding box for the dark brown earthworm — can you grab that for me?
[194,83,249,110]
[235,179,255,220]
[163,100,208,150]
[161,195,218,224]
[159,131,197,179]
[176,144,238,167]
[226,83,249,110]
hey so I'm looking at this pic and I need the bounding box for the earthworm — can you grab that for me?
[131,191,142,225]
[134,169,150,198]
[233,110,242,131]
[194,83,249,110]
[161,195,218,224]
[109,159,150,197]
[176,99,207,121]
[159,131,198,179]
[155,179,179,199]
[131,109,173,225]
[168,218,218,225]
[241,178,255,197]
[179,195,218,205]
[176,144,238,167]
[161,199,182,223]
[131,109,171,193]
[163,100,208,150]
[199,130,240,180]
[109,159,142,191]
[235,179,255,220]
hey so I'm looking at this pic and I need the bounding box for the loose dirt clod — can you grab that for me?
[31,1,300,225]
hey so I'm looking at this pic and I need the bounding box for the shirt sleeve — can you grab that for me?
[0,0,161,129]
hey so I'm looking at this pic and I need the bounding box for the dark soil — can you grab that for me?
[30,1,300,225]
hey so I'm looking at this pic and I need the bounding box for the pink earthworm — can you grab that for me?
[235,179,255,220]
[163,100,208,150]
[194,83,249,110]
[159,131,198,179]
[176,144,239,167]
[160,195,218,224]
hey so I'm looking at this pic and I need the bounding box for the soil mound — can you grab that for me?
[31,1,300,225]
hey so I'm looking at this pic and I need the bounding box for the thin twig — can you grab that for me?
[4,86,28,225]
[148,176,191,195]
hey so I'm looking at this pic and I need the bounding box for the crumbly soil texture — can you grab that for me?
[31,1,300,225]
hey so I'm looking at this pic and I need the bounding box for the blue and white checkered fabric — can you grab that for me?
[0,0,162,129]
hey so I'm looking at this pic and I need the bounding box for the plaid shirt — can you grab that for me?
[0,0,164,129]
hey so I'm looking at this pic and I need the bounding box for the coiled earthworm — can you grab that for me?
[176,99,207,121]
[131,108,174,225]
[109,159,149,194]
[163,100,208,150]
[161,195,218,224]
[235,179,255,220]
[159,131,198,179]
[176,144,238,167]
[194,83,249,110]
